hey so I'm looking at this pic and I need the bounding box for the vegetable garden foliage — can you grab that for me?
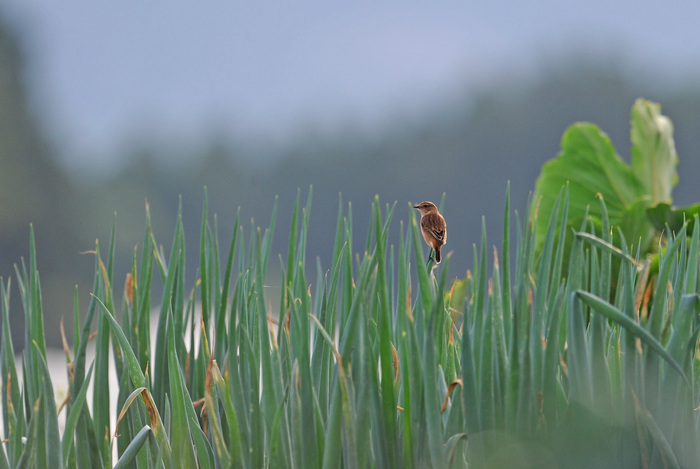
[532,98,700,267]
[2,100,699,468]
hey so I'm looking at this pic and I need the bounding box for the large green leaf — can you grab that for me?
[532,99,680,257]
[533,122,647,251]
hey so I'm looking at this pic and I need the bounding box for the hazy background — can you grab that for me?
[2,2,700,348]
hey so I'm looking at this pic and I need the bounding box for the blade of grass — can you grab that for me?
[423,309,446,468]
[61,362,95,467]
[35,342,62,469]
[209,359,243,469]
[153,200,185,410]
[1,278,23,467]
[94,256,114,466]
[373,197,399,467]
[113,425,153,469]
[15,398,40,469]
[166,307,198,468]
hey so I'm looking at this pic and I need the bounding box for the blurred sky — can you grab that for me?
[5,1,700,174]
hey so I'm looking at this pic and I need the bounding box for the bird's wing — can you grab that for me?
[421,216,446,242]
[430,228,445,242]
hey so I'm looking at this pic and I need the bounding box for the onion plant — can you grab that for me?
[1,185,699,468]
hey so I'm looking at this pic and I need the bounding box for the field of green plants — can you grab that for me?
[2,99,699,468]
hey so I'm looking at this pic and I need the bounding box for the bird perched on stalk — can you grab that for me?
[413,201,446,264]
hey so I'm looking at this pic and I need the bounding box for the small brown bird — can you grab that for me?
[414,201,447,264]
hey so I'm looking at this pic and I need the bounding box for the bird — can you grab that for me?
[413,201,446,264]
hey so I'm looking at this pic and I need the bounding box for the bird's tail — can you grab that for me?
[435,247,441,263]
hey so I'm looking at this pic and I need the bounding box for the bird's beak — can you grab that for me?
[413,204,419,209]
